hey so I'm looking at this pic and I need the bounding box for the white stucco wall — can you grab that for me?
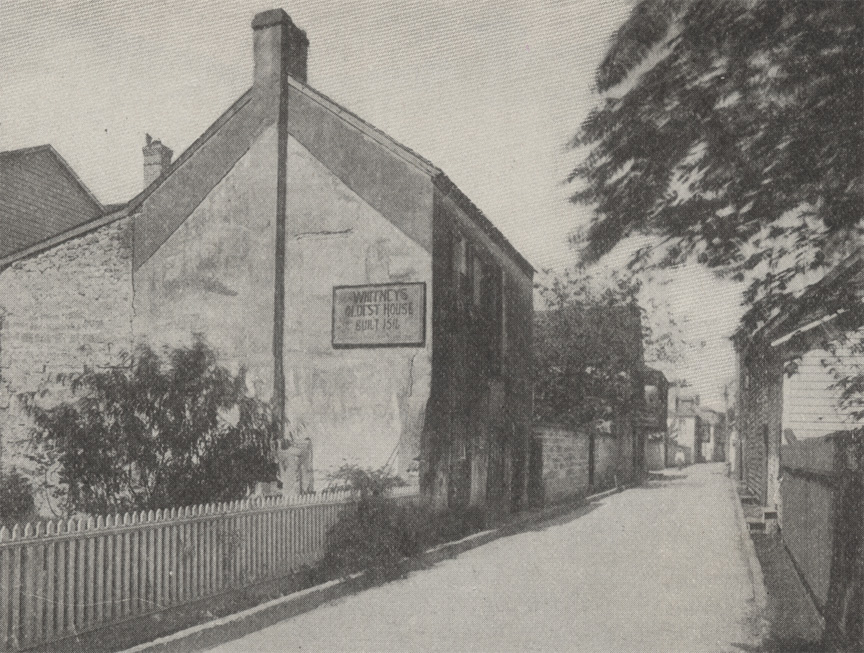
[283,135,433,485]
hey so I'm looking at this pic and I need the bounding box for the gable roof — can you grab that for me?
[0,145,104,260]
[1,77,534,277]
[126,77,534,276]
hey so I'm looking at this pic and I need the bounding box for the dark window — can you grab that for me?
[479,259,503,376]
[451,229,504,377]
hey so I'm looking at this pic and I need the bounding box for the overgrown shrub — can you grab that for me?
[320,465,485,579]
[24,337,277,515]
[0,469,36,528]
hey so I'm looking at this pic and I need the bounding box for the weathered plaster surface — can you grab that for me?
[287,86,435,254]
[283,135,432,483]
[134,126,279,401]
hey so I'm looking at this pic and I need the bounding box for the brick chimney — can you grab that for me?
[251,9,308,88]
[142,134,173,189]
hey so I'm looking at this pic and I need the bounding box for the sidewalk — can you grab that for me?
[194,463,763,652]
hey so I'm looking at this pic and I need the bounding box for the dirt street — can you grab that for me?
[209,463,762,652]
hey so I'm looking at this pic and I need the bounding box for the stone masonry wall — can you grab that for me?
[0,218,134,507]
[535,423,624,504]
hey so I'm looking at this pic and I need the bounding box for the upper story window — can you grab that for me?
[450,230,505,376]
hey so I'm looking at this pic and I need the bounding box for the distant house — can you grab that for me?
[665,386,726,465]
[696,406,726,463]
[641,367,669,470]
[667,387,699,465]
[0,9,534,515]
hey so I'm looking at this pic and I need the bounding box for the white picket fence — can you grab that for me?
[0,486,418,651]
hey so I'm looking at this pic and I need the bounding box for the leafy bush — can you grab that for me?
[0,469,36,527]
[320,465,484,579]
[24,337,277,515]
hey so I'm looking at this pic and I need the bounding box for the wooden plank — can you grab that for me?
[85,531,95,629]
[0,541,10,649]
[206,515,214,596]
[185,515,193,602]
[237,512,244,586]
[130,520,140,616]
[199,515,207,598]
[147,517,156,614]
[253,511,260,580]
[104,526,115,624]
[10,541,22,650]
[53,536,65,639]
[213,515,221,593]
[194,516,202,599]
[179,516,188,604]
[169,518,177,605]
[34,538,46,646]
[44,535,56,644]
[75,526,86,632]
[94,531,104,627]
[123,525,132,617]
[189,514,198,601]
[288,508,296,571]
[21,540,35,647]
[154,517,163,612]
[113,526,123,623]
[64,530,75,637]
[267,509,274,578]
[203,516,211,596]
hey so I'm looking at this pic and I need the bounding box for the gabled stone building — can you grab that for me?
[0,9,534,515]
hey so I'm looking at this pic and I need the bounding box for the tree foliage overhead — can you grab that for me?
[24,338,277,515]
[570,0,862,320]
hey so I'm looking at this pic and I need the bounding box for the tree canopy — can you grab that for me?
[570,0,862,323]
[24,338,277,515]
[533,275,647,426]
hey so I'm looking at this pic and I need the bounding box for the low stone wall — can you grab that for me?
[533,423,625,505]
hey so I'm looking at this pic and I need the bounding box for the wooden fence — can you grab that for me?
[0,487,418,651]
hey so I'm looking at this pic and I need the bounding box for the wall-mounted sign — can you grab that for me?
[332,282,426,348]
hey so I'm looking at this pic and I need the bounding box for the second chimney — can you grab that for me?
[252,9,308,88]
[142,134,173,189]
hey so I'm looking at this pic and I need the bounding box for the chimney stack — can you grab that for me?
[142,134,173,189]
[251,9,308,88]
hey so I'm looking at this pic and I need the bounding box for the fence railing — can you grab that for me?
[0,486,418,651]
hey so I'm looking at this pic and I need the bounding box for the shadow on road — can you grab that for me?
[639,477,704,489]
[519,500,603,532]
[647,471,688,481]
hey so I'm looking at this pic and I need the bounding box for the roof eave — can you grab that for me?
[433,173,535,277]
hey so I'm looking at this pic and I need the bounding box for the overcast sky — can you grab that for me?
[0,0,742,408]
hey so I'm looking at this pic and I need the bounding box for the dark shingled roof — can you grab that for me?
[0,145,104,260]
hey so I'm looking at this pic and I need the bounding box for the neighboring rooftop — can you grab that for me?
[0,145,104,260]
